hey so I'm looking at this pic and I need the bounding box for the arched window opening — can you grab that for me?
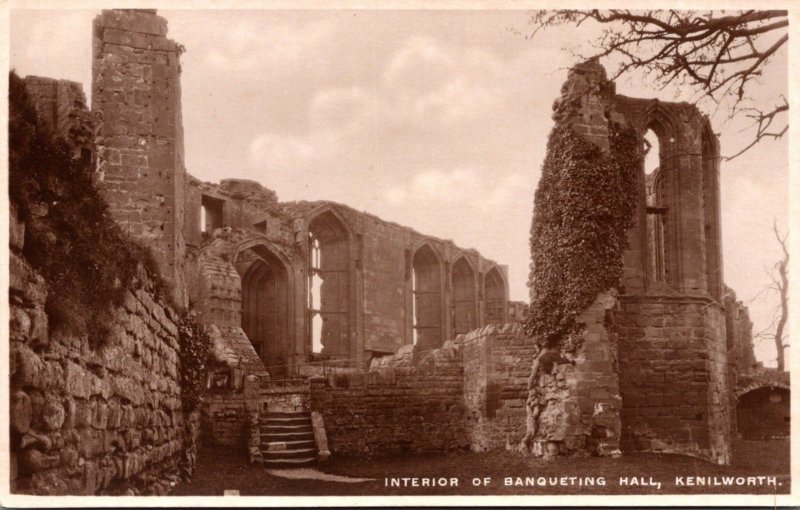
[239,247,289,378]
[452,257,477,335]
[484,267,505,324]
[308,211,351,361]
[644,128,668,285]
[412,244,443,350]
[643,129,660,176]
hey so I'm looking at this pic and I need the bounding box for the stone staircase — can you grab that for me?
[259,410,318,468]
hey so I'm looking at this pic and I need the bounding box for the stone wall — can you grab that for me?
[462,324,532,451]
[309,343,468,456]
[616,296,731,464]
[541,60,734,464]
[9,206,190,494]
[181,181,510,373]
[21,76,93,160]
[92,9,187,307]
[359,216,412,354]
[736,387,790,440]
[463,298,621,457]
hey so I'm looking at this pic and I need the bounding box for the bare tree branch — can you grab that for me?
[528,10,789,159]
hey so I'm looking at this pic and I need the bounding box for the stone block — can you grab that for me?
[65,362,92,399]
[9,202,26,251]
[9,307,32,343]
[13,345,44,389]
[41,395,66,431]
[19,448,61,474]
[11,391,32,435]
[28,309,50,349]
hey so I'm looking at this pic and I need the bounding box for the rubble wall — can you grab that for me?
[462,324,532,451]
[309,344,467,456]
[463,299,621,457]
[9,212,190,494]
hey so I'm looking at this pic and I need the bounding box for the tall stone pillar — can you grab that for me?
[92,9,187,307]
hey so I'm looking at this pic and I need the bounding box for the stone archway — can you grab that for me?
[237,244,291,378]
[484,266,506,324]
[412,243,443,350]
[736,384,790,440]
[452,256,477,335]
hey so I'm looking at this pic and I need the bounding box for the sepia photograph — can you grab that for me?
[2,1,796,506]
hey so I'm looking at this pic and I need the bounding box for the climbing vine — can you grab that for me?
[523,121,640,353]
[178,316,211,413]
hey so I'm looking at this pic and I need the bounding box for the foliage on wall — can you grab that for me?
[523,120,640,353]
[178,316,211,412]
[8,71,168,347]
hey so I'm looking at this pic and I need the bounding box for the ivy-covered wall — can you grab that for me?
[523,59,733,464]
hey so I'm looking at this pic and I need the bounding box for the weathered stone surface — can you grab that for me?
[10,254,186,495]
[9,201,26,251]
[9,254,47,307]
[310,342,467,457]
[93,8,187,308]
[19,449,61,474]
[40,396,66,431]
[616,296,731,464]
[11,391,33,435]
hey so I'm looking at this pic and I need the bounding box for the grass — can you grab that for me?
[173,438,789,496]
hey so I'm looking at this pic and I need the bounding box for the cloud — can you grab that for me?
[249,132,314,168]
[202,17,336,73]
[383,35,455,95]
[383,168,529,209]
[11,10,94,91]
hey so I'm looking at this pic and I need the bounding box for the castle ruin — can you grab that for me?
[8,9,785,495]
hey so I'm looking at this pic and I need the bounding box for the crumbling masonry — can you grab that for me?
[9,8,782,495]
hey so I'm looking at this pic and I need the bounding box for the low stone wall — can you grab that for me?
[201,393,248,448]
[309,342,468,456]
[615,295,731,464]
[261,381,310,413]
[201,376,309,448]
[463,297,621,457]
[462,324,533,451]
[10,246,189,494]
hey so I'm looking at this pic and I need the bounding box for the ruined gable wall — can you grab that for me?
[92,9,187,307]
[9,207,191,495]
[303,203,509,359]
[184,179,509,367]
[185,177,285,248]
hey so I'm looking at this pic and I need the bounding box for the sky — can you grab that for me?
[9,7,790,367]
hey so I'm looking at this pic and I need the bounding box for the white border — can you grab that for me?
[1,0,798,507]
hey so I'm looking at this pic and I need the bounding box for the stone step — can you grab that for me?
[261,416,311,426]
[261,431,315,442]
[262,439,316,451]
[263,447,318,459]
[260,424,313,434]
[264,456,317,468]
[262,410,311,419]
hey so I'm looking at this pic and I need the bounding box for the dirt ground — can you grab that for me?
[173,438,789,496]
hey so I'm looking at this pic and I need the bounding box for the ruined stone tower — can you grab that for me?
[92,9,187,306]
[550,60,731,463]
